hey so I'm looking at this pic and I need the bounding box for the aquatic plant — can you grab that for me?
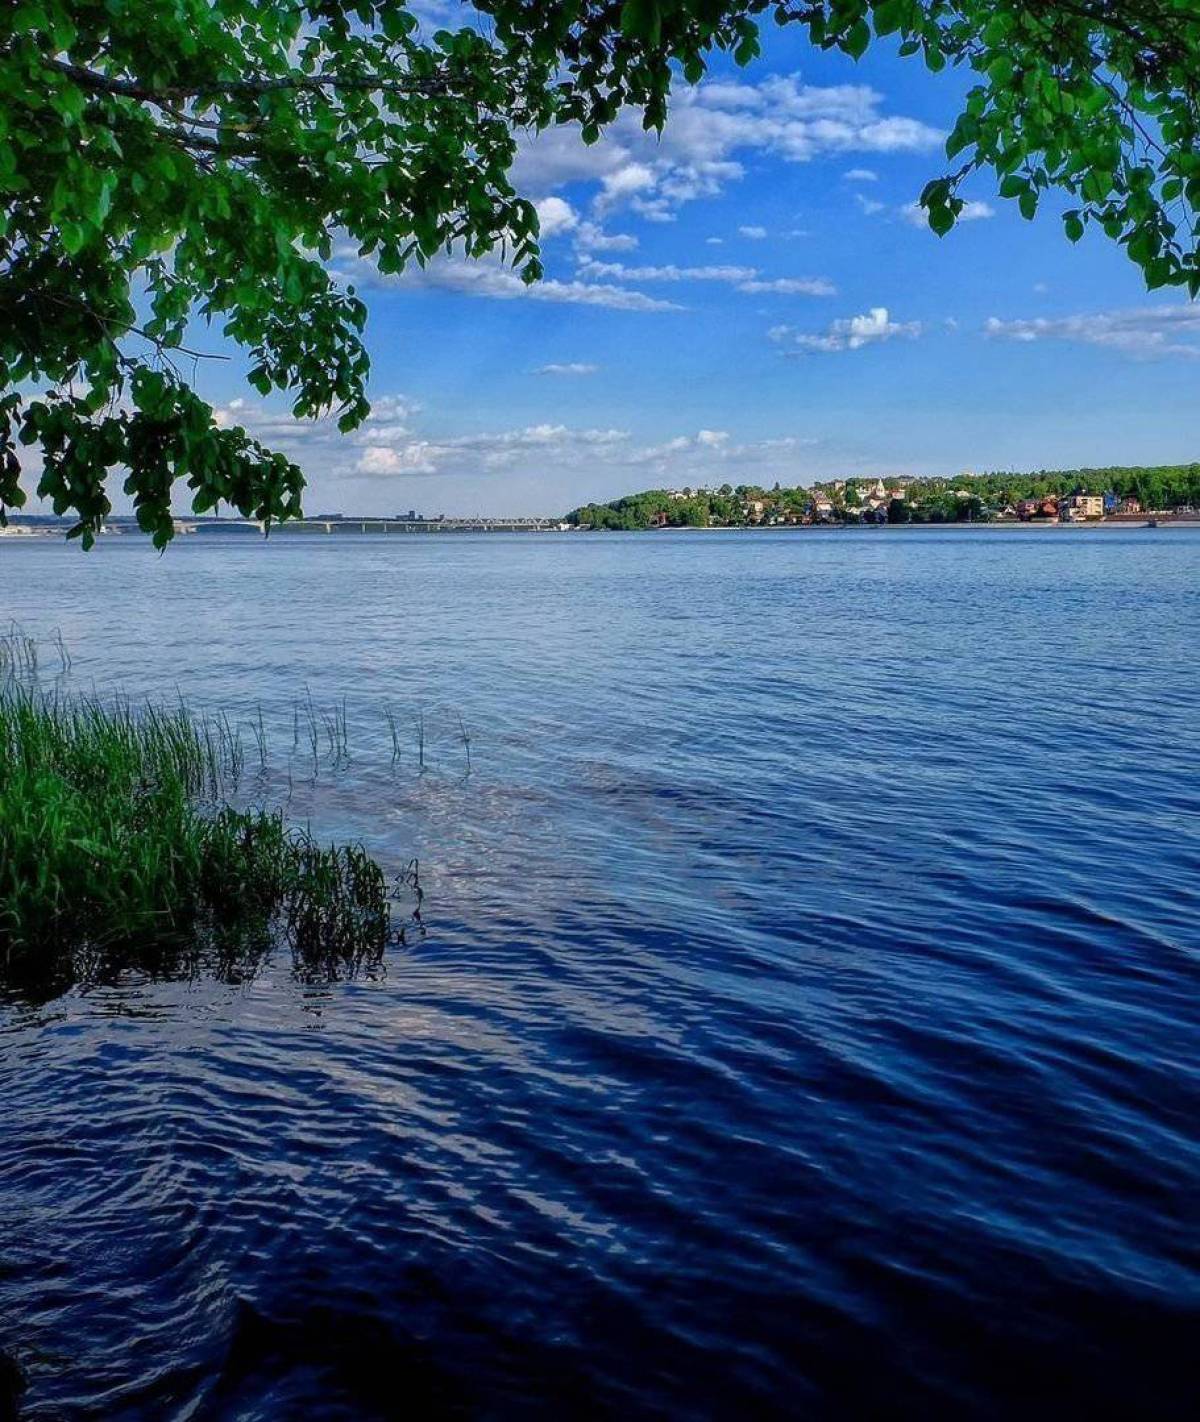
[0,684,394,984]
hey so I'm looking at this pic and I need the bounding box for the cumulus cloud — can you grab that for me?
[844,168,879,182]
[984,305,1200,359]
[512,73,944,223]
[534,196,579,238]
[739,225,768,239]
[534,362,600,376]
[773,307,923,353]
[596,162,657,212]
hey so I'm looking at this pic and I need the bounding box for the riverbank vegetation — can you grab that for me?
[0,683,393,987]
[566,463,1200,530]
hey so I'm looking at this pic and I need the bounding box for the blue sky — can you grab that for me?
[198,20,1198,518]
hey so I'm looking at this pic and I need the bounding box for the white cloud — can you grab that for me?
[856,194,885,216]
[512,73,944,223]
[354,423,632,479]
[627,428,819,476]
[357,444,440,476]
[535,196,579,238]
[578,259,758,283]
[844,168,879,182]
[705,237,725,245]
[739,225,768,239]
[208,396,829,508]
[534,362,599,376]
[333,246,682,312]
[596,162,657,212]
[774,307,923,354]
[899,199,995,227]
[984,305,1200,359]
[577,258,834,296]
[737,277,837,296]
[574,221,639,253]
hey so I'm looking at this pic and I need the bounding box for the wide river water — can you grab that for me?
[1,528,1197,1419]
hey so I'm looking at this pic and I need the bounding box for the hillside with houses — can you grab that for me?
[565,464,1200,530]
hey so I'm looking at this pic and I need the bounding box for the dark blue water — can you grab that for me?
[1,529,1197,1419]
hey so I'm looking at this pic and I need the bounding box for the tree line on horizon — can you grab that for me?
[565,464,1200,529]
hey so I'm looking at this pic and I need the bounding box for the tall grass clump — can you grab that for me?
[0,684,393,983]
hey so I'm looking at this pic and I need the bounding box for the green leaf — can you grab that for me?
[60,221,86,255]
[844,20,870,61]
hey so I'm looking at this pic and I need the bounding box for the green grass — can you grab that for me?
[0,683,392,984]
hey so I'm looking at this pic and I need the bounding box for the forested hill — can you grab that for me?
[565,465,1200,529]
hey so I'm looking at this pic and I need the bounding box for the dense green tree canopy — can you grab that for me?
[2,1,1198,545]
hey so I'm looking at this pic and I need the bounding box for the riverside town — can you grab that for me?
[566,464,1200,530]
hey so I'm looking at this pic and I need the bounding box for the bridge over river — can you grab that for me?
[174,516,565,536]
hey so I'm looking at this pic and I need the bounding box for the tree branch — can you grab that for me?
[49,59,459,103]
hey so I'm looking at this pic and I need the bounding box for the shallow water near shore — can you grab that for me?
[1,527,1198,1419]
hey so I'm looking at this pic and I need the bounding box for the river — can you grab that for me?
[1,528,1197,1418]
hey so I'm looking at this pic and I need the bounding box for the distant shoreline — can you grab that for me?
[2,518,1199,542]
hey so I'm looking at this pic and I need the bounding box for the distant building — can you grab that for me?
[810,493,835,521]
[648,511,669,528]
[1060,493,1103,522]
[744,498,766,522]
[1119,496,1142,515]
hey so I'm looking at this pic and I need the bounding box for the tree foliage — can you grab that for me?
[2,1,1198,544]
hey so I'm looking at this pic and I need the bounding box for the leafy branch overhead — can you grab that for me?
[2,1,1197,545]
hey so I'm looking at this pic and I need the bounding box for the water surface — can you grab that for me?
[1,529,1198,1418]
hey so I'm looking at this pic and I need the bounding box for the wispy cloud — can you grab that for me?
[772,307,922,353]
[984,305,1200,359]
[533,362,600,376]
[739,225,768,240]
[334,247,682,312]
[738,277,837,295]
[844,168,879,183]
[578,259,758,283]
[574,221,639,253]
[577,258,835,296]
